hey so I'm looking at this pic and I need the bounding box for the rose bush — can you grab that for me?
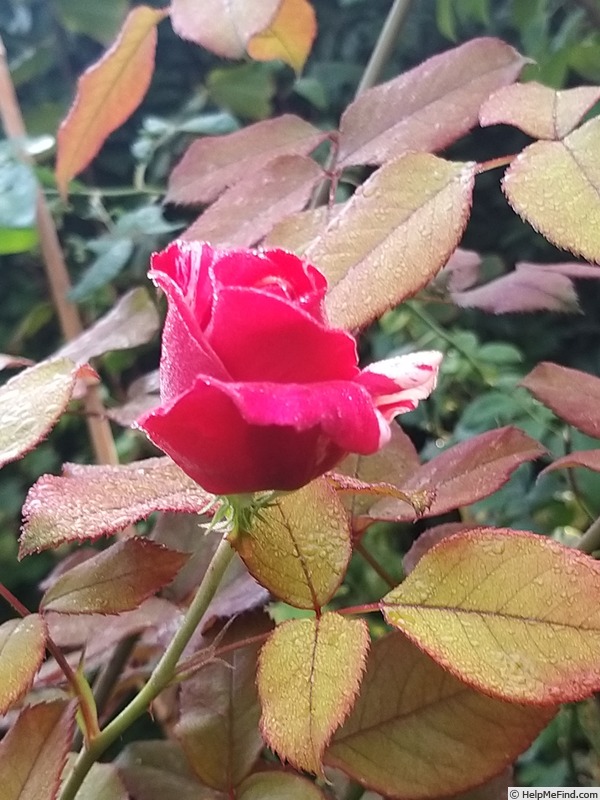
[137,240,441,494]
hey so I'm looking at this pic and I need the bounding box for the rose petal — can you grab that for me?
[357,351,442,421]
[138,377,383,494]
[207,286,359,383]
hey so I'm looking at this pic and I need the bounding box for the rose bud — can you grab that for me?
[136,240,441,495]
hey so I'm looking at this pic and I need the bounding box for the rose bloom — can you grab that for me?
[137,240,441,495]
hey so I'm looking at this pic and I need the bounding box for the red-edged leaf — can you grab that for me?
[541,449,600,476]
[337,38,527,168]
[170,0,280,59]
[521,362,600,437]
[167,114,327,205]
[403,523,478,574]
[382,528,600,704]
[0,358,93,470]
[234,479,351,610]
[56,288,160,364]
[0,615,47,714]
[325,634,553,799]
[370,427,545,522]
[56,6,166,196]
[182,155,323,246]
[452,261,600,314]
[41,538,188,614]
[20,457,215,556]
[238,771,326,799]
[0,700,76,800]
[306,154,475,331]
[503,116,600,264]
[175,638,263,791]
[480,82,600,140]
[258,613,369,775]
[247,0,317,74]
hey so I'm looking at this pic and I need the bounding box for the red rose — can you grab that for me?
[137,241,441,495]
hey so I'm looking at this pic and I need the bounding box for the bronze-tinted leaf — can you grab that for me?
[337,38,526,168]
[0,358,91,470]
[237,771,326,799]
[370,427,544,522]
[235,478,351,610]
[0,700,75,800]
[521,362,600,437]
[167,115,327,205]
[0,615,47,714]
[325,634,553,799]
[307,154,475,331]
[175,639,262,790]
[382,528,600,704]
[182,155,323,247]
[117,740,221,800]
[20,457,214,556]
[170,0,280,59]
[56,288,159,364]
[403,523,478,574]
[41,538,188,614]
[504,116,600,263]
[258,614,369,775]
[247,0,317,74]
[56,6,166,195]
[480,82,600,140]
[263,206,329,254]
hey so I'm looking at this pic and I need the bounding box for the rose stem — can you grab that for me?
[58,531,235,800]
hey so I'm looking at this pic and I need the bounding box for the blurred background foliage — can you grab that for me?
[3,0,600,786]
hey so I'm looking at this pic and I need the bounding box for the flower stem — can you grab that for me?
[58,532,235,800]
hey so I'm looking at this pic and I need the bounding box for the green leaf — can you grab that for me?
[175,639,263,790]
[325,634,553,799]
[71,763,128,800]
[235,478,351,610]
[257,613,369,774]
[0,700,75,800]
[0,150,38,254]
[0,227,38,255]
[307,154,475,331]
[237,771,326,799]
[436,0,457,40]
[504,116,600,263]
[41,539,188,614]
[207,63,276,121]
[0,615,47,714]
[69,239,134,301]
[0,358,88,470]
[54,0,128,46]
[382,528,600,704]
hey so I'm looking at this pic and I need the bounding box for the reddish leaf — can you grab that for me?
[56,6,166,195]
[258,614,369,775]
[521,362,600,437]
[325,634,553,799]
[337,38,526,168]
[170,0,280,59]
[503,116,600,264]
[0,615,47,714]
[108,370,160,427]
[480,81,600,140]
[0,358,93,470]
[370,427,544,522]
[182,155,323,247]
[541,449,600,476]
[263,206,328,254]
[382,528,600,704]
[41,538,188,615]
[0,700,75,800]
[439,247,482,292]
[56,288,160,364]
[237,771,326,799]
[167,115,327,205]
[247,0,317,74]
[175,639,263,791]
[234,479,351,610]
[306,154,475,331]
[0,354,34,370]
[453,261,600,314]
[20,457,215,556]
